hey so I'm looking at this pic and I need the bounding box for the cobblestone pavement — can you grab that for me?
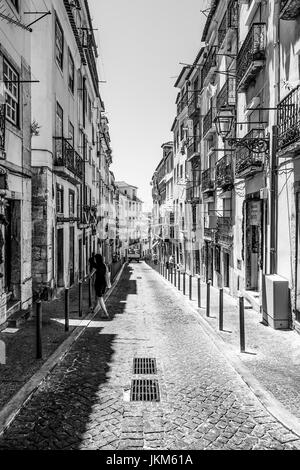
[0,263,300,450]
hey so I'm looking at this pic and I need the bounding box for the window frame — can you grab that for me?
[68,49,75,93]
[69,189,75,217]
[56,185,64,214]
[3,57,19,127]
[55,15,64,71]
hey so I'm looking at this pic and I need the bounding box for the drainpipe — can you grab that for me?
[269,0,280,274]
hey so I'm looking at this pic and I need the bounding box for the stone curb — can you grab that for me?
[153,265,300,439]
[0,262,127,437]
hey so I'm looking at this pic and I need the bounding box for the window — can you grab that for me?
[3,58,19,126]
[55,16,64,70]
[68,50,74,93]
[56,185,64,214]
[88,95,92,122]
[69,190,75,216]
[68,121,74,147]
[55,102,63,137]
[9,0,19,11]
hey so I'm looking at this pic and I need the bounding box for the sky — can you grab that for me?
[89,0,209,211]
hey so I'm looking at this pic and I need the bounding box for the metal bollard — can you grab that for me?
[206,281,211,317]
[183,273,186,295]
[36,300,42,359]
[174,269,177,287]
[239,296,245,352]
[170,268,173,284]
[219,288,223,331]
[167,268,170,281]
[178,271,181,291]
[88,276,92,308]
[189,275,192,300]
[79,280,83,318]
[197,277,201,308]
[65,288,70,332]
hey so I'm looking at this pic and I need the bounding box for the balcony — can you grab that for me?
[280,0,300,20]
[215,155,234,192]
[203,108,215,139]
[186,182,201,202]
[0,104,6,158]
[201,46,217,87]
[177,91,188,115]
[236,23,266,92]
[216,78,236,110]
[277,85,300,152]
[54,137,83,184]
[235,129,267,178]
[217,217,233,247]
[188,93,200,117]
[218,0,238,51]
[202,167,215,193]
[187,137,200,160]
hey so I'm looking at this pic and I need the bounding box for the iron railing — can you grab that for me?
[217,217,232,233]
[235,129,267,177]
[177,91,188,115]
[187,137,200,159]
[215,155,234,190]
[203,108,213,137]
[0,104,6,153]
[280,0,300,20]
[188,92,200,116]
[201,46,217,86]
[236,23,266,90]
[216,78,236,110]
[218,0,238,48]
[202,167,215,192]
[277,85,300,151]
[54,137,84,180]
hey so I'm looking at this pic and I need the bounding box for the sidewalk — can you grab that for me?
[0,261,124,412]
[147,261,300,422]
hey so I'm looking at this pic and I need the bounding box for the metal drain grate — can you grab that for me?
[130,379,160,402]
[133,357,157,374]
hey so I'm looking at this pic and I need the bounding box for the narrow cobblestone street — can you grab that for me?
[0,263,300,451]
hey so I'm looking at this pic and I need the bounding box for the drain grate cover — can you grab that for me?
[133,357,157,374]
[130,379,160,402]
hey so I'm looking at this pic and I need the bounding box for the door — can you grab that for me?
[69,227,74,286]
[245,200,262,291]
[79,238,82,281]
[223,251,230,288]
[4,201,12,294]
[206,242,213,283]
[57,228,64,287]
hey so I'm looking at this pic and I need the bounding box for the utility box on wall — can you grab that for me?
[262,274,290,329]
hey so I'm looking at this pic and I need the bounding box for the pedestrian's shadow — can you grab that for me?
[0,265,137,451]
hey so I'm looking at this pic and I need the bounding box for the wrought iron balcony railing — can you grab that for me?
[203,108,214,137]
[218,0,238,49]
[0,104,6,154]
[202,167,215,192]
[217,217,233,246]
[188,93,200,117]
[54,137,84,181]
[201,46,217,87]
[187,137,200,159]
[177,91,188,115]
[216,78,236,110]
[236,23,266,91]
[235,129,267,178]
[280,0,300,20]
[215,155,234,191]
[277,85,300,151]
[186,181,201,202]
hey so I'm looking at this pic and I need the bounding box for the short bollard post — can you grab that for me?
[65,288,70,332]
[36,300,42,359]
[206,281,211,317]
[219,288,224,331]
[239,296,245,353]
[174,269,177,287]
[197,277,201,308]
[167,268,170,281]
[183,273,186,295]
[88,276,92,308]
[189,275,192,300]
[178,271,181,291]
[79,280,83,318]
[170,268,173,284]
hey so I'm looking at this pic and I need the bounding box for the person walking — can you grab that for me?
[90,254,111,320]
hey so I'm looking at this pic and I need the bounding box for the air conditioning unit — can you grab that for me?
[262,274,290,329]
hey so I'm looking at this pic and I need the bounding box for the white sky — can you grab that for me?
[89,0,209,210]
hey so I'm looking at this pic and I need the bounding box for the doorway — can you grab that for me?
[69,227,74,286]
[245,199,263,291]
[57,228,64,287]
[223,251,230,288]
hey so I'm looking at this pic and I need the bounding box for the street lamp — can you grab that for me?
[214,108,235,140]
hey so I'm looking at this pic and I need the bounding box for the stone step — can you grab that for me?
[7,304,32,328]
